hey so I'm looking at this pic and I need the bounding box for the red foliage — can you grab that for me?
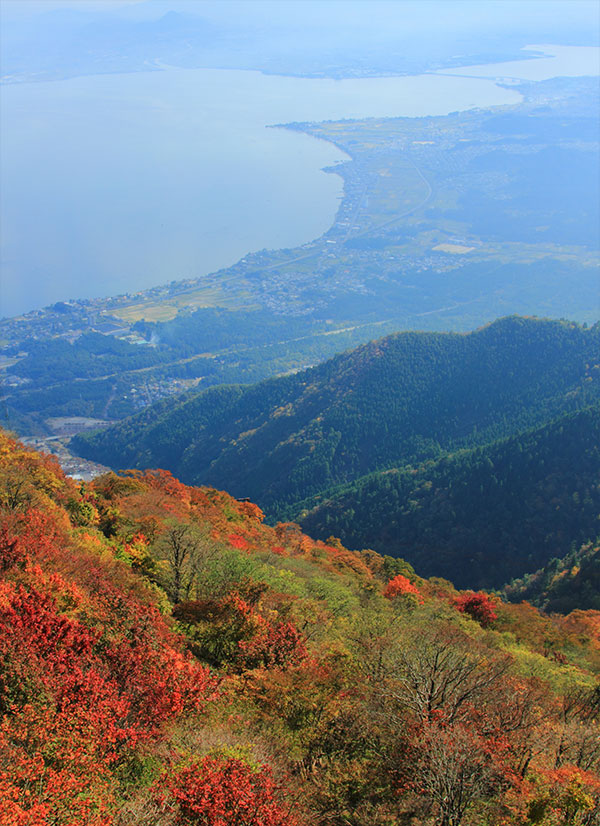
[0,507,68,571]
[0,441,218,824]
[0,709,114,825]
[0,519,27,571]
[103,637,214,737]
[237,620,307,670]
[228,593,253,618]
[158,757,297,826]
[0,569,215,820]
[384,574,424,603]
[0,579,214,741]
[455,591,498,627]
[228,533,250,550]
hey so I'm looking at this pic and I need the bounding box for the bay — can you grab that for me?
[0,44,596,318]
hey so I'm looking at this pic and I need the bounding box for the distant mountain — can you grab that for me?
[74,317,599,530]
[297,405,600,589]
[0,9,221,81]
[5,1,596,82]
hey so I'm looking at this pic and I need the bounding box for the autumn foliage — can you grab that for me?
[454,590,499,626]
[0,433,217,824]
[1,429,600,826]
[158,757,297,826]
[384,573,424,602]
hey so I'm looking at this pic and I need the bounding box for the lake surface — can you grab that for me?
[1,45,597,317]
[440,44,600,81]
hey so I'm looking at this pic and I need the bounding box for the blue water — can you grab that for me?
[1,45,596,317]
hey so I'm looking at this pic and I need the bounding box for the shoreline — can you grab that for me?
[1,47,598,321]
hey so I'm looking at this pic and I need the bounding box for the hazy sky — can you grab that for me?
[2,0,138,16]
[2,0,599,29]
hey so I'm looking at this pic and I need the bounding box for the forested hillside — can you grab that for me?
[2,308,394,426]
[75,316,599,521]
[297,405,600,588]
[506,539,600,614]
[2,430,600,825]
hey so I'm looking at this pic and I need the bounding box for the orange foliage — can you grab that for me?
[238,501,265,522]
[228,533,250,550]
[3,430,600,825]
[0,437,217,823]
[384,574,424,602]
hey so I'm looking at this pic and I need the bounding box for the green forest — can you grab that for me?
[298,405,600,588]
[506,539,600,614]
[74,316,600,590]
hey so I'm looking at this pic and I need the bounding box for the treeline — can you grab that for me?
[297,405,600,589]
[132,307,331,356]
[7,331,169,384]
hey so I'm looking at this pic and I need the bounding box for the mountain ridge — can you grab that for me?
[74,315,600,521]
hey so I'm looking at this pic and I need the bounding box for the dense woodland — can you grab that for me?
[298,405,600,588]
[506,540,600,614]
[1,429,600,825]
[75,316,600,588]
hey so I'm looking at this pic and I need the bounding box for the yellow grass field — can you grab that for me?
[108,287,258,323]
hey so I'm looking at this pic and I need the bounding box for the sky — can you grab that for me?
[2,0,599,29]
[2,0,138,16]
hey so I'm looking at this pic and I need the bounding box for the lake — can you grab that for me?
[1,44,597,318]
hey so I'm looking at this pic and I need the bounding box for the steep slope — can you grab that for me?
[0,431,217,825]
[297,405,600,589]
[74,317,600,521]
[2,431,600,825]
[506,539,600,614]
